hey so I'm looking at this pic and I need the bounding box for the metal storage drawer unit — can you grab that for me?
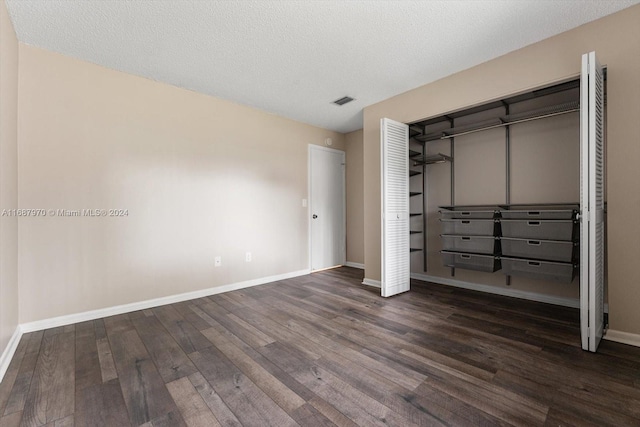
[501,257,577,283]
[440,235,499,255]
[440,219,498,236]
[500,219,577,241]
[441,251,500,273]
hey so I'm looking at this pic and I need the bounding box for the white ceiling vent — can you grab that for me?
[333,96,355,106]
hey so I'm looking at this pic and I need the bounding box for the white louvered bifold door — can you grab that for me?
[580,51,605,352]
[380,118,410,297]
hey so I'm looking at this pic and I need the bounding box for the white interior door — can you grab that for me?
[580,51,605,352]
[381,118,410,297]
[309,145,345,271]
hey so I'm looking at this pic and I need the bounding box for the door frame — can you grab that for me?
[308,144,346,272]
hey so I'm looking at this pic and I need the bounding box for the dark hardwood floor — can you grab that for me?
[1,267,639,426]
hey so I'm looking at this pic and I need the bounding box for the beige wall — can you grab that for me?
[345,129,364,265]
[17,45,344,323]
[364,5,640,335]
[0,0,19,357]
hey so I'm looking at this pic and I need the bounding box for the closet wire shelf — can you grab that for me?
[412,153,452,166]
[413,101,580,142]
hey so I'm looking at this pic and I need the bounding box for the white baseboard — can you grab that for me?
[0,326,23,383]
[603,329,640,348]
[20,269,310,334]
[344,262,364,269]
[362,278,381,288]
[411,273,580,309]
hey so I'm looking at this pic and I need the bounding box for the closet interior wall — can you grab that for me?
[417,86,583,301]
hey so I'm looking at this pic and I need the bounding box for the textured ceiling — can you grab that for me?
[6,1,639,133]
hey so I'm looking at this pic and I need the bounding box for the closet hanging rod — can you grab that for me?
[438,107,579,140]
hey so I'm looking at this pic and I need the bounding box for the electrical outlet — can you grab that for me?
[302,199,307,207]
[245,252,252,262]
[215,256,221,267]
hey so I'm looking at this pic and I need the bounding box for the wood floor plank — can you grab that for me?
[417,372,548,426]
[74,321,102,393]
[334,316,497,382]
[250,299,426,390]
[95,338,118,384]
[226,312,276,346]
[196,302,274,349]
[151,305,212,354]
[200,326,306,414]
[284,316,426,391]
[258,340,428,427]
[307,396,359,427]
[399,347,548,416]
[0,411,22,427]
[214,292,261,312]
[257,296,347,339]
[24,332,44,357]
[146,409,187,427]
[0,334,30,417]
[543,406,602,427]
[105,328,179,426]
[74,380,130,427]
[189,346,297,427]
[93,320,107,341]
[496,354,640,417]
[49,414,73,427]
[265,288,339,320]
[187,373,241,427]
[313,351,483,427]
[290,402,338,427]
[165,377,220,427]
[548,388,640,426]
[2,346,38,416]
[199,315,317,403]
[293,363,426,427]
[130,315,197,383]
[42,328,64,339]
[20,331,75,427]
[102,314,135,336]
[410,379,513,427]
[231,307,326,361]
[171,302,211,331]
[127,310,146,321]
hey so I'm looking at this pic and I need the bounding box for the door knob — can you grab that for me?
[312,214,318,219]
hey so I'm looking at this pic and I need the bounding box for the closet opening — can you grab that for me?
[400,64,607,351]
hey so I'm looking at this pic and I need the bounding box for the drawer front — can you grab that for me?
[440,235,498,255]
[440,219,497,236]
[501,257,576,283]
[500,220,577,241]
[440,210,496,220]
[500,209,576,220]
[500,238,577,262]
[441,251,500,273]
